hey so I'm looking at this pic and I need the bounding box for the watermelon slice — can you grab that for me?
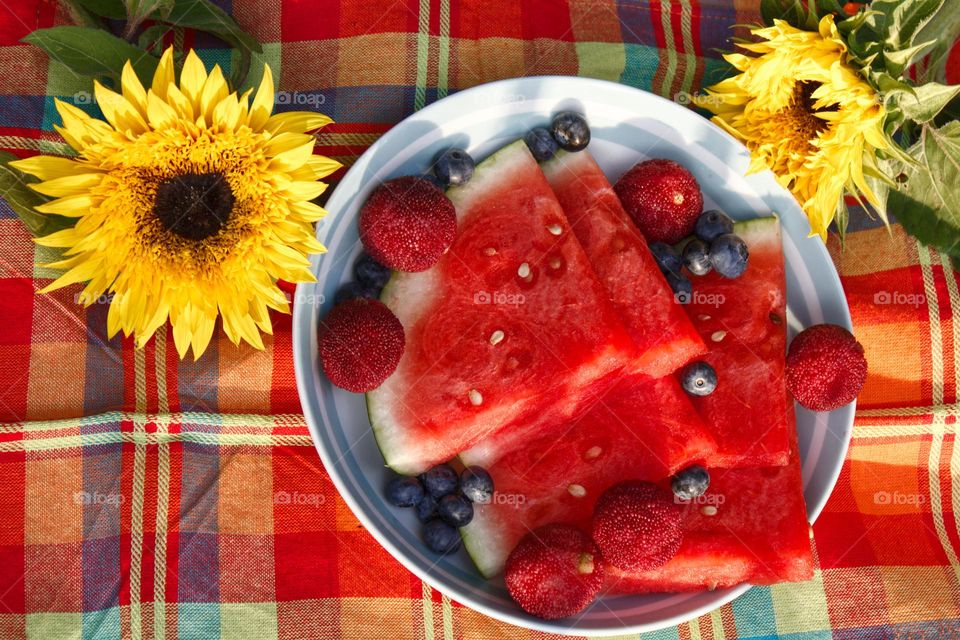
[461,375,716,578]
[681,216,792,467]
[605,409,813,592]
[367,141,640,475]
[542,150,705,377]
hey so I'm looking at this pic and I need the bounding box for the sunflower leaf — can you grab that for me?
[900,82,960,124]
[22,26,159,83]
[872,0,944,50]
[137,24,170,54]
[0,153,75,238]
[883,39,937,76]
[70,0,125,19]
[164,0,262,56]
[888,123,960,255]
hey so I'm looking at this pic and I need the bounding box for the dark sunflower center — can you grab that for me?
[793,81,838,136]
[153,172,235,241]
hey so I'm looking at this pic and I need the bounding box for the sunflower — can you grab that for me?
[11,47,339,359]
[695,14,887,240]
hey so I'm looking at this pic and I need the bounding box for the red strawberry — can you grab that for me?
[505,524,604,620]
[786,324,867,411]
[614,159,703,243]
[318,299,405,392]
[591,480,682,571]
[359,176,457,272]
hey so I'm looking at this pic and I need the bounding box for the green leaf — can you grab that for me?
[125,0,174,20]
[760,0,815,29]
[0,153,75,238]
[164,0,261,55]
[900,82,960,123]
[71,0,125,19]
[121,0,175,39]
[137,24,170,54]
[22,26,159,83]
[880,0,944,50]
[816,0,846,16]
[915,7,960,83]
[883,38,936,76]
[889,123,960,255]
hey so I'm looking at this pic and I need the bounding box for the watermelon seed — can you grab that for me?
[711,330,727,342]
[506,357,519,369]
[567,484,587,498]
[701,505,718,516]
[547,223,562,236]
[549,257,562,270]
[489,330,505,346]
[698,314,711,321]
[484,247,497,256]
[584,446,603,459]
[468,389,483,406]
[770,312,782,325]
[517,262,531,279]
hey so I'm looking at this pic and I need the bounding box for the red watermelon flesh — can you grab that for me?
[367,141,640,475]
[605,408,813,592]
[461,375,716,578]
[681,217,792,467]
[542,150,706,377]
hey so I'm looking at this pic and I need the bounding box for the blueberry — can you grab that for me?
[709,234,749,278]
[385,475,424,508]
[460,466,494,504]
[524,126,559,161]
[682,239,712,277]
[433,148,475,186]
[354,254,391,290]
[421,463,459,498]
[694,210,735,242]
[423,518,462,554]
[667,272,693,305]
[438,494,474,527]
[551,111,590,152]
[415,493,438,523]
[680,361,718,396]
[334,281,378,305]
[671,465,711,500]
[650,242,682,275]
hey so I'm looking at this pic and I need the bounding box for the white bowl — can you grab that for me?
[292,77,854,636]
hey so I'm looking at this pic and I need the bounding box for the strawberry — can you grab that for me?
[504,524,604,620]
[591,480,682,571]
[614,159,703,243]
[318,299,405,392]
[359,176,457,272]
[786,324,867,411]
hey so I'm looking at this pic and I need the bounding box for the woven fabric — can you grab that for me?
[1,0,960,638]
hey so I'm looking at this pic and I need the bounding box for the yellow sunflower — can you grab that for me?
[695,14,887,240]
[12,47,339,359]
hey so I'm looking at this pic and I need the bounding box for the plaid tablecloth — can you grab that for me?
[1,1,960,638]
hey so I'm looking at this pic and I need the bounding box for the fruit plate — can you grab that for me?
[292,76,854,636]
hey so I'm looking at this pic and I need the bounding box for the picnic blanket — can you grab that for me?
[1,0,959,638]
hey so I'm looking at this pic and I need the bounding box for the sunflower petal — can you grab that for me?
[29,172,103,197]
[34,194,98,217]
[121,61,148,117]
[152,47,176,101]
[264,111,333,134]
[94,81,148,134]
[179,50,209,110]
[146,90,180,129]
[200,65,230,122]
[248,64,274,131]
[9,156,93,181]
